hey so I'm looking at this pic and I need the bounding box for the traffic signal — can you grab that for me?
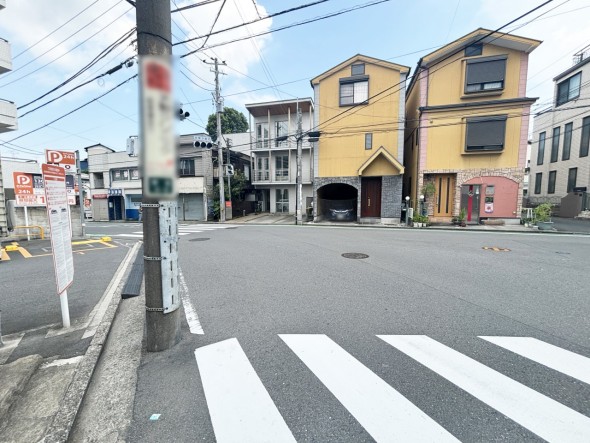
[193,134,214,148]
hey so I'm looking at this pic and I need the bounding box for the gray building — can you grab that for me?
[529,46,590,217]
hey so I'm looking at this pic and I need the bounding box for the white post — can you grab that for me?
[24,206,30,241]
[60,290,71,329]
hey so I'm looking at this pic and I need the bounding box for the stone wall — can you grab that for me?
[381,175,402,220]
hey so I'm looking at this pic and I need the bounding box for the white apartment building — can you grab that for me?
[529,46,590,216]
[245,98,315,215]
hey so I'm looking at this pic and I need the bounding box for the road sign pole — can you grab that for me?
[24,206,30,241]
[60,290,71,329]
[137,0,180,352]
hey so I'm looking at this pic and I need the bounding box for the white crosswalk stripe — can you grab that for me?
[107,224,237,238]
[194,335,590,442]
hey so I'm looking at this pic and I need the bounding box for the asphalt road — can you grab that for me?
[129,226,590,442]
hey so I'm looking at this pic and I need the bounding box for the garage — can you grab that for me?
[178,193,204,221]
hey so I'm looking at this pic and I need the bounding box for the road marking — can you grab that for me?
[114,234,144,238]
[1,248,10,261]
[0,332,25,364]
[480,336,590,385]
[40,355,84,369]
[195,338,296,443]
[179,266,203,334]
[280,334,458,442]
[378,335,590,443]
[482,246,511,252]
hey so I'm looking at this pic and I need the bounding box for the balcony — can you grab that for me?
[275,169,289,181]
[0,38,11,74]
[254,170,270,182]
[0,98,17,133]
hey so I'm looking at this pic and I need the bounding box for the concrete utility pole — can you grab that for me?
[137,0,180,351]
[75,150,85,238]
[296,105,303,225]
[204,58,226,222]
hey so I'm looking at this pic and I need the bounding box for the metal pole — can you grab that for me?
[214,58,226,222]
[60,290,71,329]
[226,142,231,218]
[137,0,180,352]
[76,150,85,238]
[24,206,30,241]
[296,107,303,225]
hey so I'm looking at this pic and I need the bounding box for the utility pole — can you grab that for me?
[226,139,231,215]
[137,0,181,351]
[75,150,85,238]
[296,105,303,225]
[204,58,226,222]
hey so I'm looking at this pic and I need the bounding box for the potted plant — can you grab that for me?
[458,208,467,227]
[534,203,554,231]
[451,216,459,226]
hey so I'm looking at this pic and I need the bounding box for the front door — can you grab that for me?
[433,174,456,218]
[361,177,382,218]
[460,184,481,223]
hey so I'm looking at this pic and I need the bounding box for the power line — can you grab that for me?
[171,0,222,13]
[199,0,227,51]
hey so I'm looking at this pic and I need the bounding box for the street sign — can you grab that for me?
[42,164,74,295]
[13,172,46,206]
[140,55,177,198]
[46,149,77,171]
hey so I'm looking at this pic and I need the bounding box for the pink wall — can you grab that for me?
[464,176,518,218]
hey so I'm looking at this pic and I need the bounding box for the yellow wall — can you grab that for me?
[362,154,400,176]
[316,61,403,177]
[427,44,524,107]
[404,75,421,201]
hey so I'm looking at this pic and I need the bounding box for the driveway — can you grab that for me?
[552,216,590,233]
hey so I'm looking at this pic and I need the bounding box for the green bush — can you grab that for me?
[534,203,552,223]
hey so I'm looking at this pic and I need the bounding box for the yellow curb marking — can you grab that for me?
[482,246,511,252]
[1,249,9,261]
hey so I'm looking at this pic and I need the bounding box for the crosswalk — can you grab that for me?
[109,224,237,239]
[194,335,590,443]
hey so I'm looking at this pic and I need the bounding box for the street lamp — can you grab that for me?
[419,194,425,217]
[405,196,410,226]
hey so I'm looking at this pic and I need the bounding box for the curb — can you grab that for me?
[42,242,142,443]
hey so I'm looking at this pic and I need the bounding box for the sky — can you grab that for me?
[1,0,589,162]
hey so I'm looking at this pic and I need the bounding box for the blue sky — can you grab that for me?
[1,0,589,162]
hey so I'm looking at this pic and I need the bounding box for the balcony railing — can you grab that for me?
[275,169,289,181]
[254,170,270,181]
[256,139,270,149]
[0,38,11,74]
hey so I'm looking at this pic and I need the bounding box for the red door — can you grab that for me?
[361,177,382,217]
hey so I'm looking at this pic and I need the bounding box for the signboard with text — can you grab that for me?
[42,164,74,295]
[13,172,46,206]
[46,149,77,171]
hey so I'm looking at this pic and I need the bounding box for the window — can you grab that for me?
[276,189,289,213]
[111,168,139,181]
[179,158,195,177]
[550,127,560,163]
[562,122,573,160]
[256,123,269,149]
[580,116,590,158]
[93,172,104,188]
[275,155,289,181]
[465,116,506,152]
[275,121,288,147]
[465,43,483,57]
[340,79,369,106]
[256,156,269,181]
[548,171,556,194]
[537,132,546,165]
[534,173,542,194]
[567,168,577,192]
[465,56,506,93]
[556,72,581,106]
[351,63,365,76]
[365,133,372,150]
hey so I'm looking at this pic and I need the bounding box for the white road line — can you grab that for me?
[480,336,590,386]
[280,334,458,442]
[40,355,84,369]
[378,335,590,443]
[195,338,296,443]
[113,233,144,238]
[179,267,203,334]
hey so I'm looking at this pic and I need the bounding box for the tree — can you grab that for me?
[209,169,248,219]
[206,107,248,141]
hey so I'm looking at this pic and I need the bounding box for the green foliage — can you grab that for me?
[421,182,436,198]
[458,208,467,222]
[534,203,553,222]
[209,169,249,220]
[206,108,249,141]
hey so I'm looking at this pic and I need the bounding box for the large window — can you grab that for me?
[256,156,269,181]
[256,123,269,149]
[534,173,542,194]
[465,56,506,93]
[537,132,546,165]
[276,189,289,213]
[465,116,506,152]
[548,171,557,194]
[556,72,581,106]
[275,121,288,147]
[562,122,573,160]
[111,168,139,181]
[580,116,590,158]
[550,127,560,163]
[340,79,369,106]
[275,155,289,181]
[567,168,577,192]
[179,158,195,177]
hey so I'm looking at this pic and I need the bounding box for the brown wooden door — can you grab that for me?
[433,174,455,218]
[361,177,382,217]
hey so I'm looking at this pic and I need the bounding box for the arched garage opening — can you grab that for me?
[317,183,357,221]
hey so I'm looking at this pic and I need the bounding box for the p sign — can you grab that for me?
[13,172,33,194]
[46,150,76,171]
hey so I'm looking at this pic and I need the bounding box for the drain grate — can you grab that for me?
[342,252,369,259]
[189,238,210,242]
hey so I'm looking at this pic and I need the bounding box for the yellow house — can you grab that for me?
[311,55,410,223]
[404,29,541,223]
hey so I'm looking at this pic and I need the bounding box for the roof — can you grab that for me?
[310,54,410,86]
[407,28,542,96]
[553,55,590,82]
[245,98,314,118]
[357,146,404,175]
[83,143,115,153]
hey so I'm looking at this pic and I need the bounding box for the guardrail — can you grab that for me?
[12,225,45,240]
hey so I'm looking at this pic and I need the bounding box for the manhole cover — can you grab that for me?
[226,227,238,230]
[342,252,369,259]
[555,251,570,255]
[189,238,210,242]
[482,246,510,252]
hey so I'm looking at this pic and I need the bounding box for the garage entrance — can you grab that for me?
[316,183,357,221]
